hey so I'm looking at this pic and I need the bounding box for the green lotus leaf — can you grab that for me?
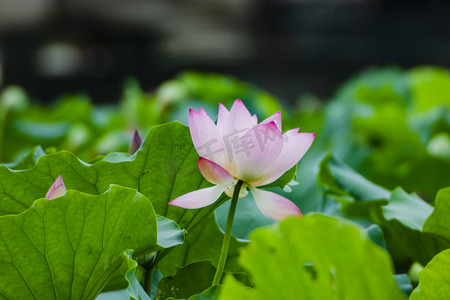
[0,185,157,300]
[410,248,450,299]
[319,154,449,269]
[0,122,210,232]
[219,214,406,300]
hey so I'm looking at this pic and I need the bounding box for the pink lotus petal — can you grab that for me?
[217,99,257,137]
[250,186,302,220]
[129,130,143,154]
[198,157,234,186]
[234,121,283,181]
[217,103,230,130]
[216,100,258,175]
[250,130,315,186]
[46,175,67,200]
[260,111,282,131]
[189,108,225,166]
[168,185,226,209]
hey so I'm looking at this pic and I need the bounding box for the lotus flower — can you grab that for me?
[46,175,66,200]
[169,99,315,220]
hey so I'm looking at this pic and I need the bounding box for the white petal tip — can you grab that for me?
[168,186,225,209]
[251,187,302,221]
[45,175,67,200]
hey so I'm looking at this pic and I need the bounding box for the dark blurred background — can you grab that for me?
[1,0,450,103]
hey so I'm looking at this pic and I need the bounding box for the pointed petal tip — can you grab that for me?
[189,107,210,119]
[218,103,230,116]
[265,120,282,134]
[230,99,250,115]
[217,103,230,129]
[46,175,67,200]
[167,198,189,208]
[189,107,205,116]
[305,132,316,141]
[129,130,143,154]
[168,186,225,209]
[274,111,282,121]
[197,157,207,169]
[198,157,233,186]
[231,99,247,110]
[260,112,283,131]
[197,156,214,167]
[167,199,181,206]
[251,187,302,221]
[188,108,197,120]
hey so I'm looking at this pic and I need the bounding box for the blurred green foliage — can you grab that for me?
[288,66,449,213]
[318,154,450,272]
[335,66,450,199]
